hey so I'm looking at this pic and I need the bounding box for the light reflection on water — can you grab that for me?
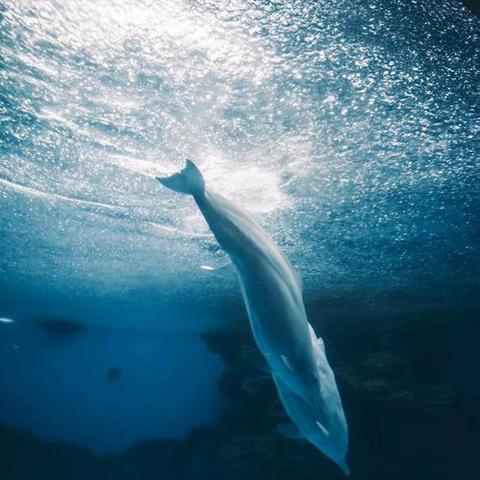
[0,0,478,452]
[1,1,477,310]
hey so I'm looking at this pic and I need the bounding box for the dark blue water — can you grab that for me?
[0,0,478,478]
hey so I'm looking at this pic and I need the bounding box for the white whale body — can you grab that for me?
[157,160,349,474]
[158,161,319,401]
[274,324,349,475]
[241,323,349,475]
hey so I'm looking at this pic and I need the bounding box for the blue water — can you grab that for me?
[0,0,478,477]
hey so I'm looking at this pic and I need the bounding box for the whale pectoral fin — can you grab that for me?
[281,355,295,372]
[308,324,326,357]
[241,345,270,373]
[277,422,304,441]
[317,336,326,354]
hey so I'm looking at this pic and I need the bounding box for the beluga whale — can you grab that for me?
[157,160,349,475]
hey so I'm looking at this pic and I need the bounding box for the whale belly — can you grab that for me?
[234,260,313,373]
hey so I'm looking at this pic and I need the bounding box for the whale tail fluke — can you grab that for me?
[157,159,205,196]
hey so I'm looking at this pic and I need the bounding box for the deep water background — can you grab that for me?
[0,0,479,479]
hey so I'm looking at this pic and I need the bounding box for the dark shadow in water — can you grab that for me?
[1,302,479,479]
[36,318,86,336]
[107,367,122,382]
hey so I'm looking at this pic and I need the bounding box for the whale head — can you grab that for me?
[274,326,350,475]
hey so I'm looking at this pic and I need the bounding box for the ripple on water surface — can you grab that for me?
[0,0,478,311]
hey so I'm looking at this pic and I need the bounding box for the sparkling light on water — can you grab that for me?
[0,0,478,318]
